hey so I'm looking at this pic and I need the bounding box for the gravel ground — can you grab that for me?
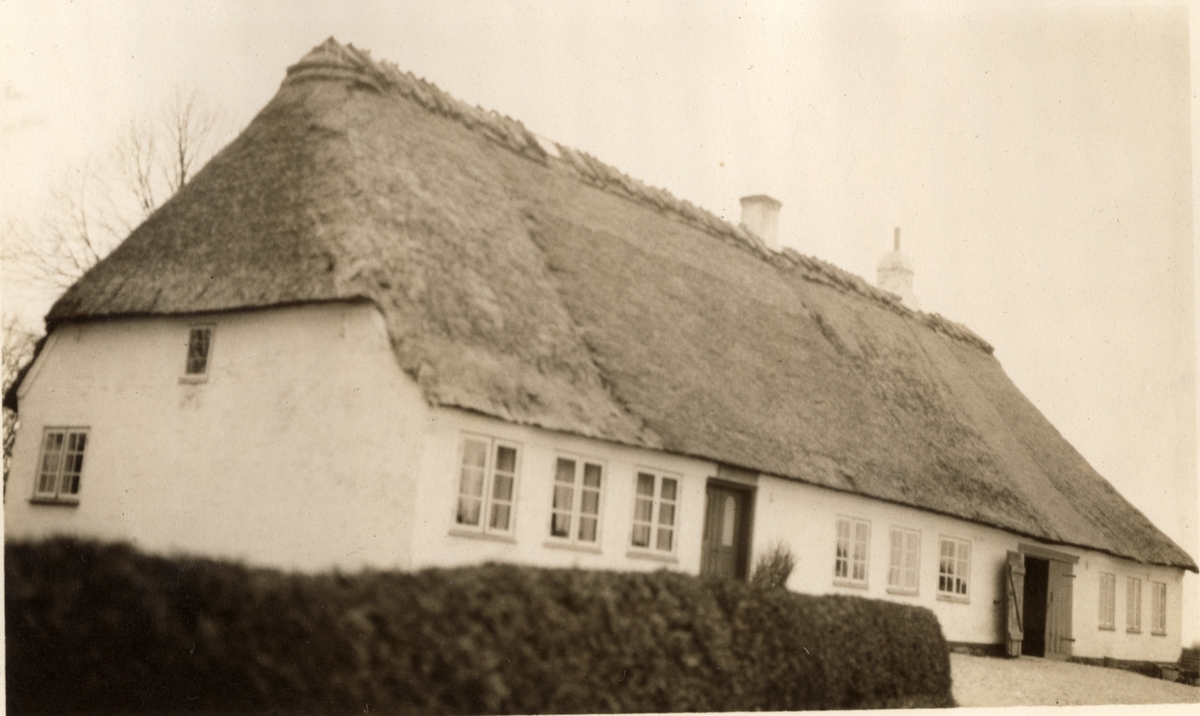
[951,653,1200,707]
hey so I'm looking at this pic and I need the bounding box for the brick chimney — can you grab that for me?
[877,227,919,310]
[739,195,782,251]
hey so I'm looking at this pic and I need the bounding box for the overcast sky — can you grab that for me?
[2,1,1197,636]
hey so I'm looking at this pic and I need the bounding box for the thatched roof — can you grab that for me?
[29,39,1196,571]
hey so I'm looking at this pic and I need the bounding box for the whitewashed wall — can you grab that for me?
[1072,552,1185,662]
[6,301,1185,662]
[407,408,714,575]
[5,302,430,572]
[753,476,1186,661]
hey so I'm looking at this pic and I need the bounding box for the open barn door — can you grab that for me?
[1004,551,1025,657]
[1045,559,1075,659]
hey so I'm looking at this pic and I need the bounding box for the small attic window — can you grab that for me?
[184,326,214,379]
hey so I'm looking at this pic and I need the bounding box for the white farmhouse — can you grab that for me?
[6,39,1194,666]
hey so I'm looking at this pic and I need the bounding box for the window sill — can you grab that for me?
[1151,630,1166,637]
[544,539,602,554]
[886,587,918,596]
[833,579,868,590]
[1126,628,1142,635]
[178,374,209,384]
[448,528,517,544]
[937,593,970,604]
[29,496,79,507]
[1098,625,1116,631]
[626,549,678,564]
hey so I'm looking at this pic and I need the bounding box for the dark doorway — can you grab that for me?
[1022,557,1049,657]
[700,482,753,581]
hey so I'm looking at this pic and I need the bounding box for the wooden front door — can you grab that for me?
[1044,559,1075,659]
[700,483,752,580]
[1004,551,1025,657]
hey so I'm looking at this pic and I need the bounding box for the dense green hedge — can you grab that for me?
[7,538,953,713]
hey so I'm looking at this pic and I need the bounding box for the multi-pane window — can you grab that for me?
[1125,577,1142,633]
[1150,582,1166,636]
[631,471,678,553]
[455,435,519,535]
[938,536,970,598]
[33,428,88,503]
[887,527,920,594]
[550,457,603,544]
[834,517,870,585]
[185,326,213,376]
[1098,573,1116,630]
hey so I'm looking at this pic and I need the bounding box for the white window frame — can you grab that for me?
[547,454,605,547]
[32,427,89,505]
[1125,577,1142,633]
[887,526,920,595]
[834,516,870,588]
[1150,581,1166,636]
[452,434,521,538]
[1098,572,1116,630]
[629,469,680,555]
[937,536,971,601]
[181,324,215,382]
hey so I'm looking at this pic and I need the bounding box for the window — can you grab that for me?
[33,428,88,504]
[184,326,214,377]
[938,536,970,599]
[630,471,678,553]
[887,527,920,594]
[834,517,870,586]
[1125,577,1142,633]
[454,435,519,536]
[1150,582,1166,636]
[550,456,603,544]
[1098,573,1116,630]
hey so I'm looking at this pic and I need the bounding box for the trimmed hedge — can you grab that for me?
[7,538,954,713]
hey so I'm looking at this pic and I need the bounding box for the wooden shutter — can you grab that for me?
[1005,551,1025,657]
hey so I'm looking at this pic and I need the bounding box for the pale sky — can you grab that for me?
[2,1,1198,638]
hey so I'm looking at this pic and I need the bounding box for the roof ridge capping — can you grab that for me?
[285,38,993,355]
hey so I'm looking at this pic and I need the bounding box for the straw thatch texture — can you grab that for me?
[39,39,1195,570]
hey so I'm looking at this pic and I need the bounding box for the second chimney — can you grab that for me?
[739,195,782,251]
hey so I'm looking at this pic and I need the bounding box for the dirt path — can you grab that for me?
[951,654,1200,707]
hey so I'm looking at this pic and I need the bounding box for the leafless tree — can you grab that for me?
[2,162,126,291]
[118,88,225,221]
[3,87,228,293]
[3,312,40,494]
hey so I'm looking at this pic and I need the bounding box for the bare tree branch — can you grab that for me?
[5,86,230,295]
[3,311,40,493]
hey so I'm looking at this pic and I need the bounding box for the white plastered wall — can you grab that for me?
[5,302,430,572]
[1072,552,1185,662]
[407,408,713,575]
[6,305,1186,662]
[753,474,1186,662]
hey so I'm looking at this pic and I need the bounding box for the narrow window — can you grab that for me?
[549,456,604,545]
[1098,573,1116,630]
[454,435,519,536]
[1150,581,1166,636]
[630,471,678,553]
[1125,577,1142,633]
[938,536,970,599]
[834,517,870,587]
[887,527,920,594]
[33,427,88,504]
[185,326,214,376]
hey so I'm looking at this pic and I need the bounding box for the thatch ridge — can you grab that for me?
[26,39,1194,571]
[286,38,993,355]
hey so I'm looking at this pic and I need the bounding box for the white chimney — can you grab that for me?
[739,195,782,251]
[877,227,920,310]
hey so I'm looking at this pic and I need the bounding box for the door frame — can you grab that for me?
[1018,544,1077,660]
[700,478,756,581]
